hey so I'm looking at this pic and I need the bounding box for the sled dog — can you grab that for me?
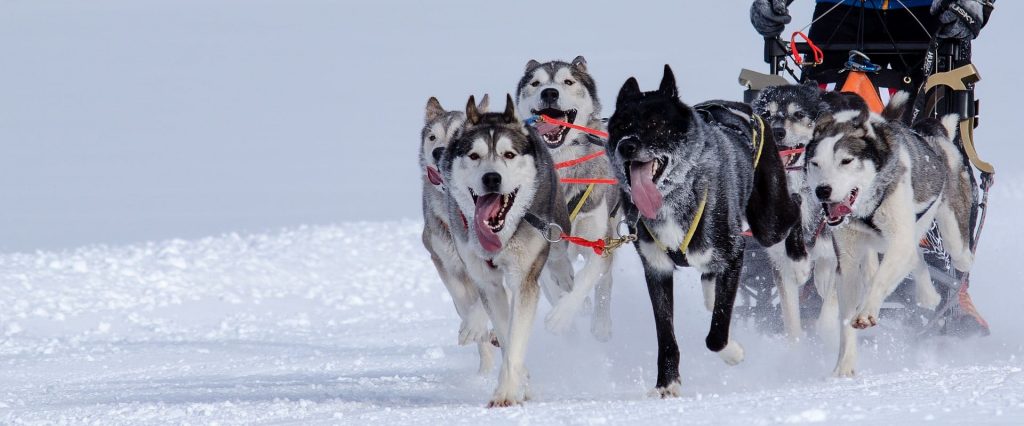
[804,94,974,377]
[753,86,944,344]
[516,56,619,341]
[440,94,575,406]
[606,65,800,396]
[420,96,497,373]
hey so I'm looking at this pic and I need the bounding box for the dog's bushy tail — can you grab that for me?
[881,91,911,122]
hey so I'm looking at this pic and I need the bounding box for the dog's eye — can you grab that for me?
[564,79,574,86]
[530,81,540,87]
[428,135,436,142]
[840,158,853,165]
[468,153,480,160]
[793,111,807,120]
[809,161,819,168]
[503,152,516,160]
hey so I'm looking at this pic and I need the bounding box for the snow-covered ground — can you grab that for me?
[2,175,1023,424]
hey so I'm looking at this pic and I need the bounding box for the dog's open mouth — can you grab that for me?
[471,188,518,252]
[781,144,806,169]
[531,108,577,147]
[823,188,858,226]
[625,158,667,219]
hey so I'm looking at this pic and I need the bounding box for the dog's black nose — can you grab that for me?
[617,140,637,158]
[431,147,445,163]
[482,172,502,193]
[772,127,786,141]
[815,185,832,201]
[541,88,559,104]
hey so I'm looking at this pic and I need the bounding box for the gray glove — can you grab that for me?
[931,0,994,40]
[751,0,792,38]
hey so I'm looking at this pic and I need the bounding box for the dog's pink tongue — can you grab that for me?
[474,193,503,253]
[426,167,443,186]
[535,121,562,136]
[630,161,663,219]
[828,203,853,220]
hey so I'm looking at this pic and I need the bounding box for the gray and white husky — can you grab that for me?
[420,95,495,373]
[440,95,575,407]
[805,94,974,377]
[607,65,801,397]
[753,86,945,344]
[516,56,619,341]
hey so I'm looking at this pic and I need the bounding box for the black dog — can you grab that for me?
[606,65,799,396]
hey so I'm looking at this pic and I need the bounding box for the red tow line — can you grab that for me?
[538,114,610,139]
[560,234,607,256]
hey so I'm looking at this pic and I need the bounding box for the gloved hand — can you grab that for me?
[931,0,994,40]
[751,0,792,38]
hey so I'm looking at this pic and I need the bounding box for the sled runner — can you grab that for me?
[737,22,995,337]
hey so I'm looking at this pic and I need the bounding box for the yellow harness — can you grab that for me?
[568,183,596,223]
[642,114,766,254]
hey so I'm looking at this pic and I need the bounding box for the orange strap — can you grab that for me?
[560,178,618,185]
[555,150,607,169]
[539,114,610,139]
[561,234,606,256]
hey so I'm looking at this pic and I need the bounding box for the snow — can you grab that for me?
[3,189,1024,424]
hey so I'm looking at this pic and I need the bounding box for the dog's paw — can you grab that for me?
[486,398,522,408]
[459,308,491,345]
[851,309,879,329]
[916,283,941,310]
[545,295,582,335]
[488,387,525,408]
[590,311,613,342]
[648,380,682,399]
[832,364,856,378]
[717,340,745,366]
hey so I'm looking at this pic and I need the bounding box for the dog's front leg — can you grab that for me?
[639,247,681,397]
[489,258,543,407]
[768,233,810,342]
[812,242,840,348]
[546,240,611,339]
[853,214,917,329]
[833,230,865,377]
[540,241,574,307]
[708,245,745,366]
[590,252,615,342]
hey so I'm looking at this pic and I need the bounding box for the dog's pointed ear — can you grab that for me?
[616,77,641,109]
[525,59,541,72]
[814,113,835,136]
[659,64,678,98]
[571,55,587,72]
[502,94,517,123]
[466,95,481,125]
[425,97,444,122]
[477,94,490,112]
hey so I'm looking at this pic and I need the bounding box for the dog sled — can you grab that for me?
[735,31,995,337]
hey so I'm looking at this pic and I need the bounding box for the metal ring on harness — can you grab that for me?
[614,219,634,240]
[541,223,564,243]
